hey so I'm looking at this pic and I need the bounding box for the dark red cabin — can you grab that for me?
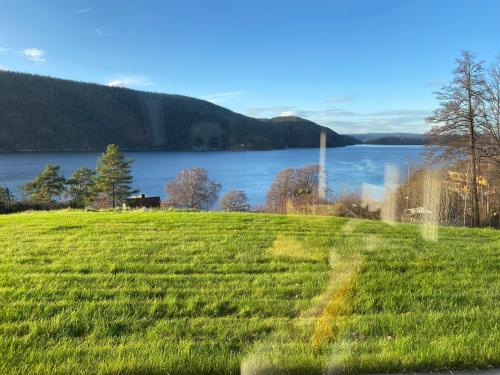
[125,194,161,209]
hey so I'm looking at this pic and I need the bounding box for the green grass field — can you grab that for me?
[0,211,498,374]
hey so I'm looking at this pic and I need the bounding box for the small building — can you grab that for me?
[402,207,433,223]
[125,194,161,209]
[491,212,499,229]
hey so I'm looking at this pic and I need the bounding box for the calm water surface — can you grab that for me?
[0,145,423,206]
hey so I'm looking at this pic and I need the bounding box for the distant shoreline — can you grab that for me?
[0,144,424,154]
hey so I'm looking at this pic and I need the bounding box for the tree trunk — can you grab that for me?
[469,135,480,226]
[468,83,481,227]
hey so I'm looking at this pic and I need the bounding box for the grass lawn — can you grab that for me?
[0,211,498,374]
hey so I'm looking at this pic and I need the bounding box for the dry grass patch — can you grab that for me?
[266,234,325,262]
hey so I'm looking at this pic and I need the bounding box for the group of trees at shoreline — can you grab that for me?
[0,144,255,213]
[0,152,372,220]
[0,144,136,212]
[1,146,497,228]
[163,168,250,212]
[163,164,326,213]
[0,148,327,215]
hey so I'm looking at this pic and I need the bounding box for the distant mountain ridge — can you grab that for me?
[0,71,359,152]
[346,133,427,145]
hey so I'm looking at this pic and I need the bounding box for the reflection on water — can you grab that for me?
[0,145,423,205]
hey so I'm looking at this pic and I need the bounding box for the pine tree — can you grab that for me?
[96,144,137,208]
[66,167,97,207]
[24,165,66,204]
[0,186,13,210]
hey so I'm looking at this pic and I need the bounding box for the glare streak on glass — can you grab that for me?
[381,164,399,223]
[422,169,441,241]
[319,129,327,200]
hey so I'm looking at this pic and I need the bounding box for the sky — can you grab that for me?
[0,0,499,134]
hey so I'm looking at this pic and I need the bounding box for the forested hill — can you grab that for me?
[347,133,427,145]
[0,71,359,151]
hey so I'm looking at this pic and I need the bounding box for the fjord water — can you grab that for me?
[0,145,423,205]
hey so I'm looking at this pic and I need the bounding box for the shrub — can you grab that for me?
[166,168,221,210]
[265,165,325,214]
[220,190,250,212]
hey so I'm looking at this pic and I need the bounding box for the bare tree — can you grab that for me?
[265,168,295,214]
[480,57,500,166]
[426,51,485,226]
[166,168,221,210]
[481,59,500,219]
[265,165,322,213]
[220,190,250,212]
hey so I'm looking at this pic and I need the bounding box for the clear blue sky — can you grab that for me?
[1,0,499,134]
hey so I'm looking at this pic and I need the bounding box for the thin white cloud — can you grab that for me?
[77,6,94,13]
[245,106,295,118]
[361,109,430,117]
[106,75,154,88]
[202,91,243,104]
[245,104,431,134]
[0,65,9,71]
[23,48,46,63]
[245,106,353,118]
[0,47,8,54]
[95,28,111,36]
[327,95,354,104]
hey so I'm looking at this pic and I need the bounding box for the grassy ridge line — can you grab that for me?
[0,211,499,374]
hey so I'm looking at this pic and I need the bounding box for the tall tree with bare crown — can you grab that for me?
[426,51,485,227]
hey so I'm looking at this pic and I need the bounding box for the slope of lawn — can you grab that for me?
[0,210,498,374]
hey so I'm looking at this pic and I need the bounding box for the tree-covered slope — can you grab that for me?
[0,71,358,151]
[364,136,426,145]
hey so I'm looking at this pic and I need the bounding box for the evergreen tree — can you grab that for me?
[24,165,66,204]
[96,144,137,208]
[0,186,13,211]
[66,167,97,207]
